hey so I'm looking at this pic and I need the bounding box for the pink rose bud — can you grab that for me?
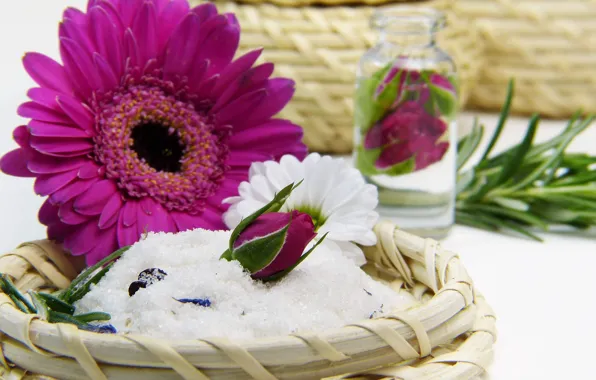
[220,181,327,282]
[233,211,317,279]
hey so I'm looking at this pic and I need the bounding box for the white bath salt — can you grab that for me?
[75,229,418,340]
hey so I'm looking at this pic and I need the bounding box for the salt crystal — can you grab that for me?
[75,229,417,340]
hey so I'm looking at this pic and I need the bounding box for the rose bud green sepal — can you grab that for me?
[231,211,317,279]
[221,181,328,281]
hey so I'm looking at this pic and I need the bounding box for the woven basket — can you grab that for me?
[0,222,496,379]
[454,0,596,118]
[207,0,484,153]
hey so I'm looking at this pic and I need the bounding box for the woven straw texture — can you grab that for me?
[207,0,484,153]
[0,222,496,380]
[455,0,596,117]
[231,0,416,6]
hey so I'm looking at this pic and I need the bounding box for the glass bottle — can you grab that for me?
[353,6,458,239]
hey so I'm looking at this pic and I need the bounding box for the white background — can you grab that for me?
[0,1,595,379]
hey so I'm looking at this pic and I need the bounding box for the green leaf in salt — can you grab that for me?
[231,221,290,274]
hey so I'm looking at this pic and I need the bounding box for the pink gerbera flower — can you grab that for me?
[0,0,307,265]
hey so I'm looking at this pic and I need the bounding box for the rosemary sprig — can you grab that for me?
[456,79,596,240]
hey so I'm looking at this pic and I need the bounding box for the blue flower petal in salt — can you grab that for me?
[175,298,212,307]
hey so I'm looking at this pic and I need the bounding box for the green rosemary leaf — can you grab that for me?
[496,219,543,242]
[0,274,36,313]
[457,118,483,171]
[73,312,111,323]
[37,292,75,315]
[478,79,514,164]
[491,197,530,211]
[67,264,113,304]
[61,245,130,303]
[459,203,549,230]
[455,210,499,231]
[494,114,539,188]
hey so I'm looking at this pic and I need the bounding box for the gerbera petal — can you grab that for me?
[58,200,89,227]
[27,154,87,174]
[34,169,79,196]
[226,151,271,168]
[244,78,295,126]
[60,37,100,97]
[136,198,176,235]
[28,120,90,139]
[228,120,304,153]
[216,89,266,125]
[84,226,118,265]
[62,7,87,25]
[56,96,95,132]
[124,28,141,70]
[95,0,125,34]
[50,177,99,205]
[186,60,209,95]
[60,15,94,55]
[18,102,72,125]
[211,49,263,100]
[64,219,101,256]
[29,136,93,156]
[93,53,120,91]
[0,149,34,177]
[89,6,124,78]
[78,162,101,179]
[73,179,118,216]
[158,0,190,52]
[117,209,141,247]
[163,13,201,81]
[47,221,71,242]
[191,2,218,22]
[197,22,240,77]
[213,63,274,110]
[59,200,89,225]
[171,206,225,232]
[22,53,74,95]
[99,192,123,229]
[117,0,143,28]
[131,1,158,66]
[122,199,138,227]
[13,126,30,147]
[27,88,62,112]
[39,199,60,226]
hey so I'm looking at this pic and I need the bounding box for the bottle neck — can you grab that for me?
[379,31,437,49]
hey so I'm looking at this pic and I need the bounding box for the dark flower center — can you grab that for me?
[131,123,184,173]
[94,83,230,213]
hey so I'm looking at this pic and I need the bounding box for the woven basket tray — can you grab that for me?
[455,0,596,118]
[208,0,484,153]
[0,222,495,379]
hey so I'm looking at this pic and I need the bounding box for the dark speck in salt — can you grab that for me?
[138,268,168,285]
[128,281,147,297]
[363,288,372,296]
[175,298,212,307]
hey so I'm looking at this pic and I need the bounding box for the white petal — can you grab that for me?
[249,161,267,178]
[264,161,292,191]
[250,175,276,203]
[222,196,242,205]
[335,241,367,267]
[223,206,242,228]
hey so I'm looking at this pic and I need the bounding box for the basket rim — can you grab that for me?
[0,221,496,379]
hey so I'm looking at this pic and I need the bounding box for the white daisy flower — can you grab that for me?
[223,153,379,266]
